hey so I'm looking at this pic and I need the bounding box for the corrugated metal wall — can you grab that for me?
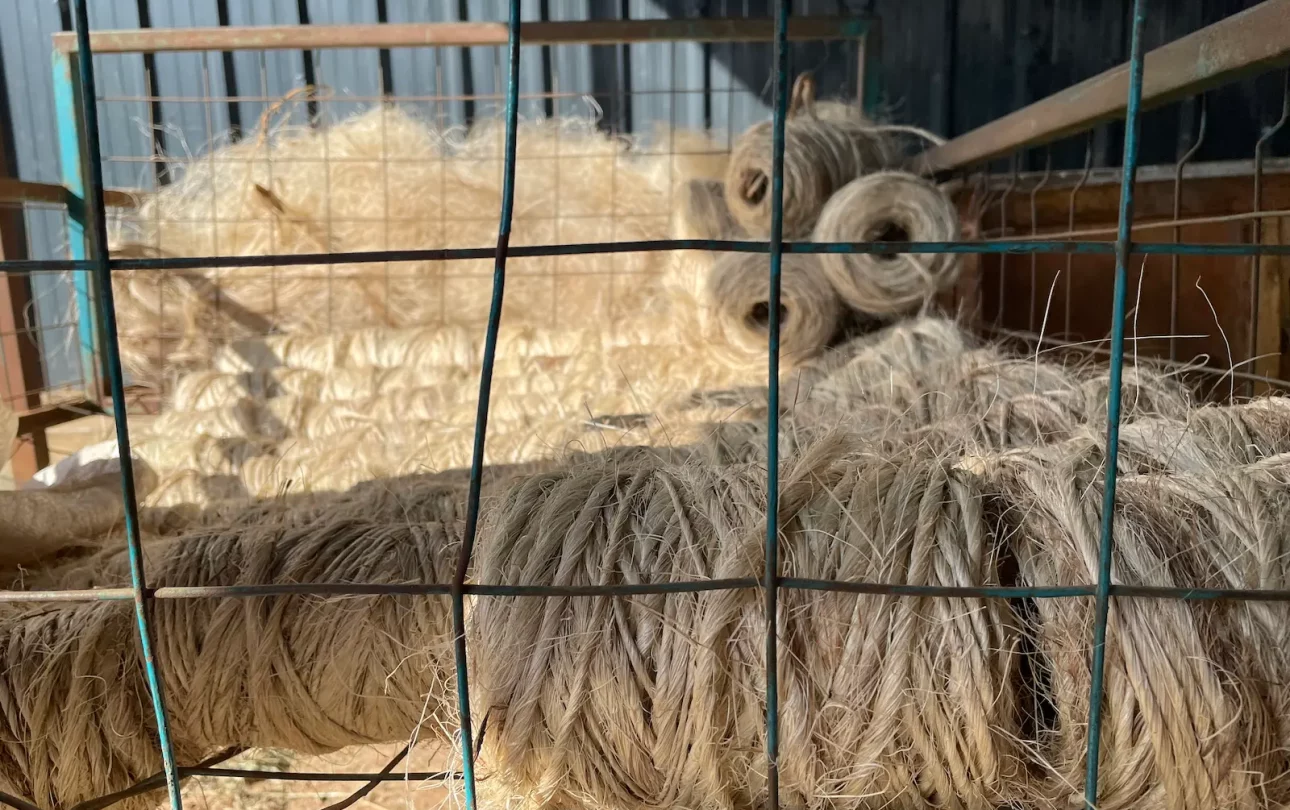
[2,0,1287,386]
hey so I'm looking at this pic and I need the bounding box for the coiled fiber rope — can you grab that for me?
[704,252,843,363]
[724,75,899,238]
[5,403,1290,810]
[812,171,961,315]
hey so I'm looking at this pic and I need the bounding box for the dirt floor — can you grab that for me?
[183,745,459,810]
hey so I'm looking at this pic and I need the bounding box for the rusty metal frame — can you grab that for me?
[0,253,50,482]
[0,74,51,483]
[51,17,872,54]
[0,178,136,209]
[920,0,1290,172]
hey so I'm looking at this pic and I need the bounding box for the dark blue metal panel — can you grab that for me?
[627,0,676,138]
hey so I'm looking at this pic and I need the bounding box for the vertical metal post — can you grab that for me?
[854,20,880,118]
[52,47,100,401]
[452,2,522,809]
[1028,149,1052,333]
[764,2,791,809]
[68,4,185,810]
[1083,0,1145,807]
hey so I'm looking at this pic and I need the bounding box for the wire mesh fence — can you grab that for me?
[3,2,1290,810]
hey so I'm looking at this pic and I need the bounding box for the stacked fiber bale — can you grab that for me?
[131,319,770,507]
[669,73,963,368]
[693,316,1195,463]
[127,315,1205,509]
[5,399,1290,810]
[109,103,729,386]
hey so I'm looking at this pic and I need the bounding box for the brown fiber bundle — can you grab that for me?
[7,406,1290,810]
[812,171,961,315]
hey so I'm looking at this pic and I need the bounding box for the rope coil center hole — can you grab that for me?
[747,301,790,333]
[739,169,769,206]
[867,220,910,260]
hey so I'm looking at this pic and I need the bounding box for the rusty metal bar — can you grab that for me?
[0,178,135,209]
[919,0,1290,172]
[52,17,869,54]
[13,398,103,435]
[0,97,50,483]
[0,275,51,481]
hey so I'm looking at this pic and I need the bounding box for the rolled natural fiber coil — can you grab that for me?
[812,170,960,315]
[679,178,743,242]
[705,252,841,363]
[724,103,895,239]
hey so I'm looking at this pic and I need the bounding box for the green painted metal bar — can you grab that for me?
[9,238,1290,277]
[5,580,1290,604]
[449,3,523,809]
[68,2,185,808]
[1083,1,1147,807]
[763,2,792,808]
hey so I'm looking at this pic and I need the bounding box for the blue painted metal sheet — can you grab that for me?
[225,0,304,129]
[385,0,470,126]
[148,1,231,163]
[546,0,594,120]
[307,0,383,122]
[0,0,77,386]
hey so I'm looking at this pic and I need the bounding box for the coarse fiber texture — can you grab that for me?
[134,317,1194,508]
[6,403,1290,810]
[206,321,675,375]
[136,327,767,506]
[0,463,155,571]
[724,94,899,238]
[108,103,728,385]
[704,251,843,364]
[812,171,961,315]
[694,316,1194,462]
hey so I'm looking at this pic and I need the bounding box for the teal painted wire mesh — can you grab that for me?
[3,1,1289,810]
